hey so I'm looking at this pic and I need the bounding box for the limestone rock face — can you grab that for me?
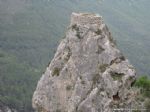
[32,13,136,112]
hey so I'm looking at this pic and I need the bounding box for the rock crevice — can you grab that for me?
[32,13,137,112]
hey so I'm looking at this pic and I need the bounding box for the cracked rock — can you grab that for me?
[32,13,137,112]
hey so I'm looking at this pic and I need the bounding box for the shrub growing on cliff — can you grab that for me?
[134,76,150,98]
[135,76,150,88]
[95,29,102,35]
[52,67,60,76]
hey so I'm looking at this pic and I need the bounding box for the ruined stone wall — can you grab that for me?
[71,12,102,26]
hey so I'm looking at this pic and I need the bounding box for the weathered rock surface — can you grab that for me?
[32,13,137,112]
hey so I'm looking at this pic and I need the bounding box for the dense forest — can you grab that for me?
[0,0,150,111]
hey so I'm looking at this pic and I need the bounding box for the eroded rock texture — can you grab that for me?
[32,13,137,112]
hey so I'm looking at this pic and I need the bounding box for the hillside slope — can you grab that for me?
[0,0,150,111]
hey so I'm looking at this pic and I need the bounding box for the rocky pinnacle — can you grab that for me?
[32,13,137,112]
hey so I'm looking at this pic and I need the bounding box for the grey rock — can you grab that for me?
[32,13,137,112]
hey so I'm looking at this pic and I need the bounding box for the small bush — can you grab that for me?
[110,72,124,81]
[72,24,77,29]
[99,64,108,73]
[134,76,150,89]
[71,24,82,39]
[134,76,150,98]
[52,67,60,76]
[72,24,79,31]
[95,29,102,35]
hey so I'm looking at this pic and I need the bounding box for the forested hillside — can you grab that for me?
[0,0,150,111]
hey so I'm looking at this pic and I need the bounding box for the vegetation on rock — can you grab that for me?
[134,76,150,98]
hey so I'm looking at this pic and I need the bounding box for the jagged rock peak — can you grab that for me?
[32,12,137,112]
